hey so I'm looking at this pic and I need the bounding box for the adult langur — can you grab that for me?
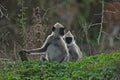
[19,22,69,62]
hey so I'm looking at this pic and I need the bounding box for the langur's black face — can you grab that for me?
[52,27,65,36]
[59,28,65,36]
[65,37,72,44]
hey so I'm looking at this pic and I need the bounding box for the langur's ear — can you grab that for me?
[52,26,55,31]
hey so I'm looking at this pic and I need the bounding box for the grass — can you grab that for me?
[0,52,120,80]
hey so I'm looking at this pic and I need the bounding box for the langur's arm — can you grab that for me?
[25,36,51,54]
[75,45,83,59]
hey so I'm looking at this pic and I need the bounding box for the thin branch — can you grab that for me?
[102,31,120,40]
[42,8,51,20]
[97,0,104,45]
[0,8,3,18]
[42,1,66,20]
[0,3,9,19]
[104,10,118,13]
[89,23,102,27]
[0,4,6,10]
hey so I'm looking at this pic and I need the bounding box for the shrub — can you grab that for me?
[0,52,120,80]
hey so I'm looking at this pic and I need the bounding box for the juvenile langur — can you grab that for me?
[63,31,82,61]
[20,23,69,62]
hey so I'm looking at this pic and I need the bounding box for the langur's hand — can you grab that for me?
[19,50,29,61]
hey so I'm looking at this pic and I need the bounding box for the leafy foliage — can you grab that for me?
[0,52,120,80]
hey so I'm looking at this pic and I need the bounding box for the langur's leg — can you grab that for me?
[40,55,48,63]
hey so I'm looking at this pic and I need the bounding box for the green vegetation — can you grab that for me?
[0,52,120,80]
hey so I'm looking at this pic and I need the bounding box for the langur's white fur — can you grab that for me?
[63,31,82,61]
[21,22,69,62]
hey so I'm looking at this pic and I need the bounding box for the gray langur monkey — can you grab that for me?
[63,31,82,61]
[20,22,69,62]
